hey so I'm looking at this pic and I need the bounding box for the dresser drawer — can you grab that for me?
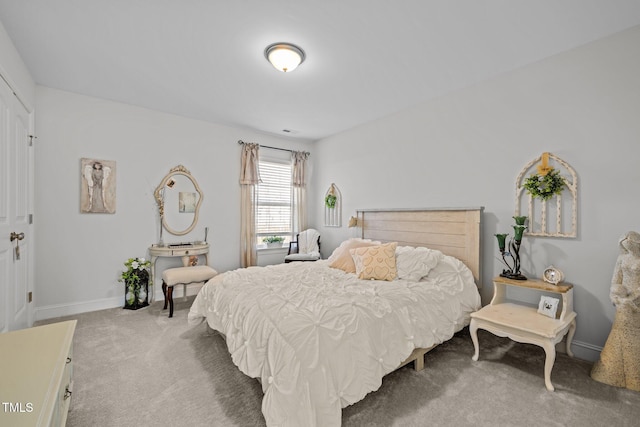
[0,320,77,427]
[55,344,74,427]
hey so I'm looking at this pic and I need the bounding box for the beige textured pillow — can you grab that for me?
[350,242,398,281]
[328,238,380,273]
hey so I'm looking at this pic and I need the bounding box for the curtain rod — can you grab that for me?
[237,140,309,156]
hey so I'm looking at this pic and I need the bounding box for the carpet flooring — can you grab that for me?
[36,297,640,427]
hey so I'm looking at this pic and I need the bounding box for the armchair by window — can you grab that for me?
[284,229,321,263]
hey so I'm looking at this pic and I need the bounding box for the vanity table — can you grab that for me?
[149,165,208,303]
[148,242,209,302]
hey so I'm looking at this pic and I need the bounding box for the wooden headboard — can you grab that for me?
[357,207,483,285]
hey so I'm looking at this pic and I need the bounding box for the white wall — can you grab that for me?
[34,87,314,319]
[312,26,640,361]
[0,20,35,108]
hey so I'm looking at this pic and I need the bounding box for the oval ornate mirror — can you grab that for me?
[154,165,203,236]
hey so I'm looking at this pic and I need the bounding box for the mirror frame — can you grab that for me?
[154,165,203,236]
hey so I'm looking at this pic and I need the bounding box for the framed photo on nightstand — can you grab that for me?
[538,295,560,318]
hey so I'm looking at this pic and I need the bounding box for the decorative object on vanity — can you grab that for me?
[80,158,116,214]
[515,152,577,238]
[154,165,203,239]
[119,257,150,310]
[543,265,564,285]
[262,235,285,248]
[323,183,342,227]
[591,230,640,392]
[495,215,527,280]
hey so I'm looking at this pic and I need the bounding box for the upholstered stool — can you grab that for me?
[161,265,217,318]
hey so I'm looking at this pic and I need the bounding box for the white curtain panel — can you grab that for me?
[240,143,261,267]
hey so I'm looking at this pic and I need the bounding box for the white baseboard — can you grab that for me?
[570,340,602,363]
[35,296,124,321]
[34,285,202,322]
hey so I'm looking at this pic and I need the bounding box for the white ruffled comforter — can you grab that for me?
[188,256,481,427]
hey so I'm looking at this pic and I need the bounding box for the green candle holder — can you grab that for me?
[513,225,526,242]
[496,217,527,280]
[495,233,508,252]
[513,215,527,226]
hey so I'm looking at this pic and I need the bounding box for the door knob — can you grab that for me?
[10,232,24,241]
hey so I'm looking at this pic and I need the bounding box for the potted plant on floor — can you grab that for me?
[263,236,285,248]
[119,257,151,310]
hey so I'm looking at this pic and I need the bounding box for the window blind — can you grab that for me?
[256,160,292,238]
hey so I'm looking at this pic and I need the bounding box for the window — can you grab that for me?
[256,158,293,247]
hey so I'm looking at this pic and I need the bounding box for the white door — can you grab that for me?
[0,77,34,333]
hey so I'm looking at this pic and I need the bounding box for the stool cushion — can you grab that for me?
[162,265,217,286]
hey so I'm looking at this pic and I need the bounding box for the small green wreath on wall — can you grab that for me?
[522,168,566,200]
[325,194,337,209]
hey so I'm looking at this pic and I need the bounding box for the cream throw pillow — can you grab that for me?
[350,242,398,281]
[328,238,380,273]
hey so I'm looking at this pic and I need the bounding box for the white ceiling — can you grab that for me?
[1,1,639,141]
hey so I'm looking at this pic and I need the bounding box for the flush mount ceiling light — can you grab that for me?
[264,42,306,72]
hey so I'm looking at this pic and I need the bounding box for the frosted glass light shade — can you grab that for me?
[265,43,305,72]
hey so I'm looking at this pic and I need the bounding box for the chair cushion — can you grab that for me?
[284,253,321,262]
[162,265,217,286]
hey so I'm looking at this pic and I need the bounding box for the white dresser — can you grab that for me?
[0,320,77,426]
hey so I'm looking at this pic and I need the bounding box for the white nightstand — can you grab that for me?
[470,276,577,391]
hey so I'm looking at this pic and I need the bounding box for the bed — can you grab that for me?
[188,207,483,426]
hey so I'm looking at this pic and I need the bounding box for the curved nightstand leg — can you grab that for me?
[565,320,576,358]
[470,319,480,361]
[542,341,556,391]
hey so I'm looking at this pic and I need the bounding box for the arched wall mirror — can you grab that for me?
[154,165,203,236]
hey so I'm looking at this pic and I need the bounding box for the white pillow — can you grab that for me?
[328,238,381,274]
[395,246,443,281]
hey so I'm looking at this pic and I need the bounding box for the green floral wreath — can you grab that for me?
[325,194,337,208]
[522,168,566,200]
